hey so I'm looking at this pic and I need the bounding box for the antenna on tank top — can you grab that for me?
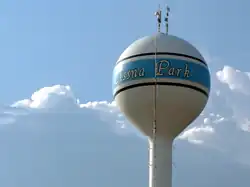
[154,5,162,33]
[165,5,170,34]
[154,4,170,34]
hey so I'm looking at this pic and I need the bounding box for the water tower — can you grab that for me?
[112,6,210,187]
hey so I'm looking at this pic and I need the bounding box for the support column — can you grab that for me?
[149,137,173,187]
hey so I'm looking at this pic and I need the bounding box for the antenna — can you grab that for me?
[113,4,211,187]
[152,6,159,186]
[164,5,170,34]
[154,5,162,32]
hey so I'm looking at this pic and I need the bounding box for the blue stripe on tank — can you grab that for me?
[112,58,211,95]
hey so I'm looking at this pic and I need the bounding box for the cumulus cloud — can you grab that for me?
[11,85,79,111]
[0,57,249,186]
[216,66,250,94]
[178,125,214,144]
[3,59,250,166]
[9,85,136,136]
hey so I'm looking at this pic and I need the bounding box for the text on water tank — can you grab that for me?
[119,60,191,82]
[113,58,210,90]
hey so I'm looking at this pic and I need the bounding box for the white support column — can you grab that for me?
[149,136,173,187]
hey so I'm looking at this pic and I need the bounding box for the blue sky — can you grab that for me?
[1,0,250,104]
[1,1,250,186]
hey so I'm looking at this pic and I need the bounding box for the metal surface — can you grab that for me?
[113,25,210,187]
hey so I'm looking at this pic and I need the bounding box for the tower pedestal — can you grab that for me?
[149,137,173,187]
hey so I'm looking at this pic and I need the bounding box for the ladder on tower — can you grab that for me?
[151,5,171,187]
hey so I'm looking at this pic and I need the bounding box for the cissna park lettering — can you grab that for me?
[156,60,191,78]
[119,68,145,81]
[117,60,192,83]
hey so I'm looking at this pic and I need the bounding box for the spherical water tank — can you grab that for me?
[112,32,210,139]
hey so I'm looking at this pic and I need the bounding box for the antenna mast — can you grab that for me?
[154,5,162,32]
[164,5,170,34]
[151,5,171,187]
[151,5,161,187]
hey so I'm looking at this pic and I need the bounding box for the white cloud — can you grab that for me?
[10,85,138,136]
[0,56,249,187]
[4,59,250,165]
[9,64,250,137]
[216,66,250,94]
[178,126,215,144]
[0,79,249,186]
[11,85,79,111]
